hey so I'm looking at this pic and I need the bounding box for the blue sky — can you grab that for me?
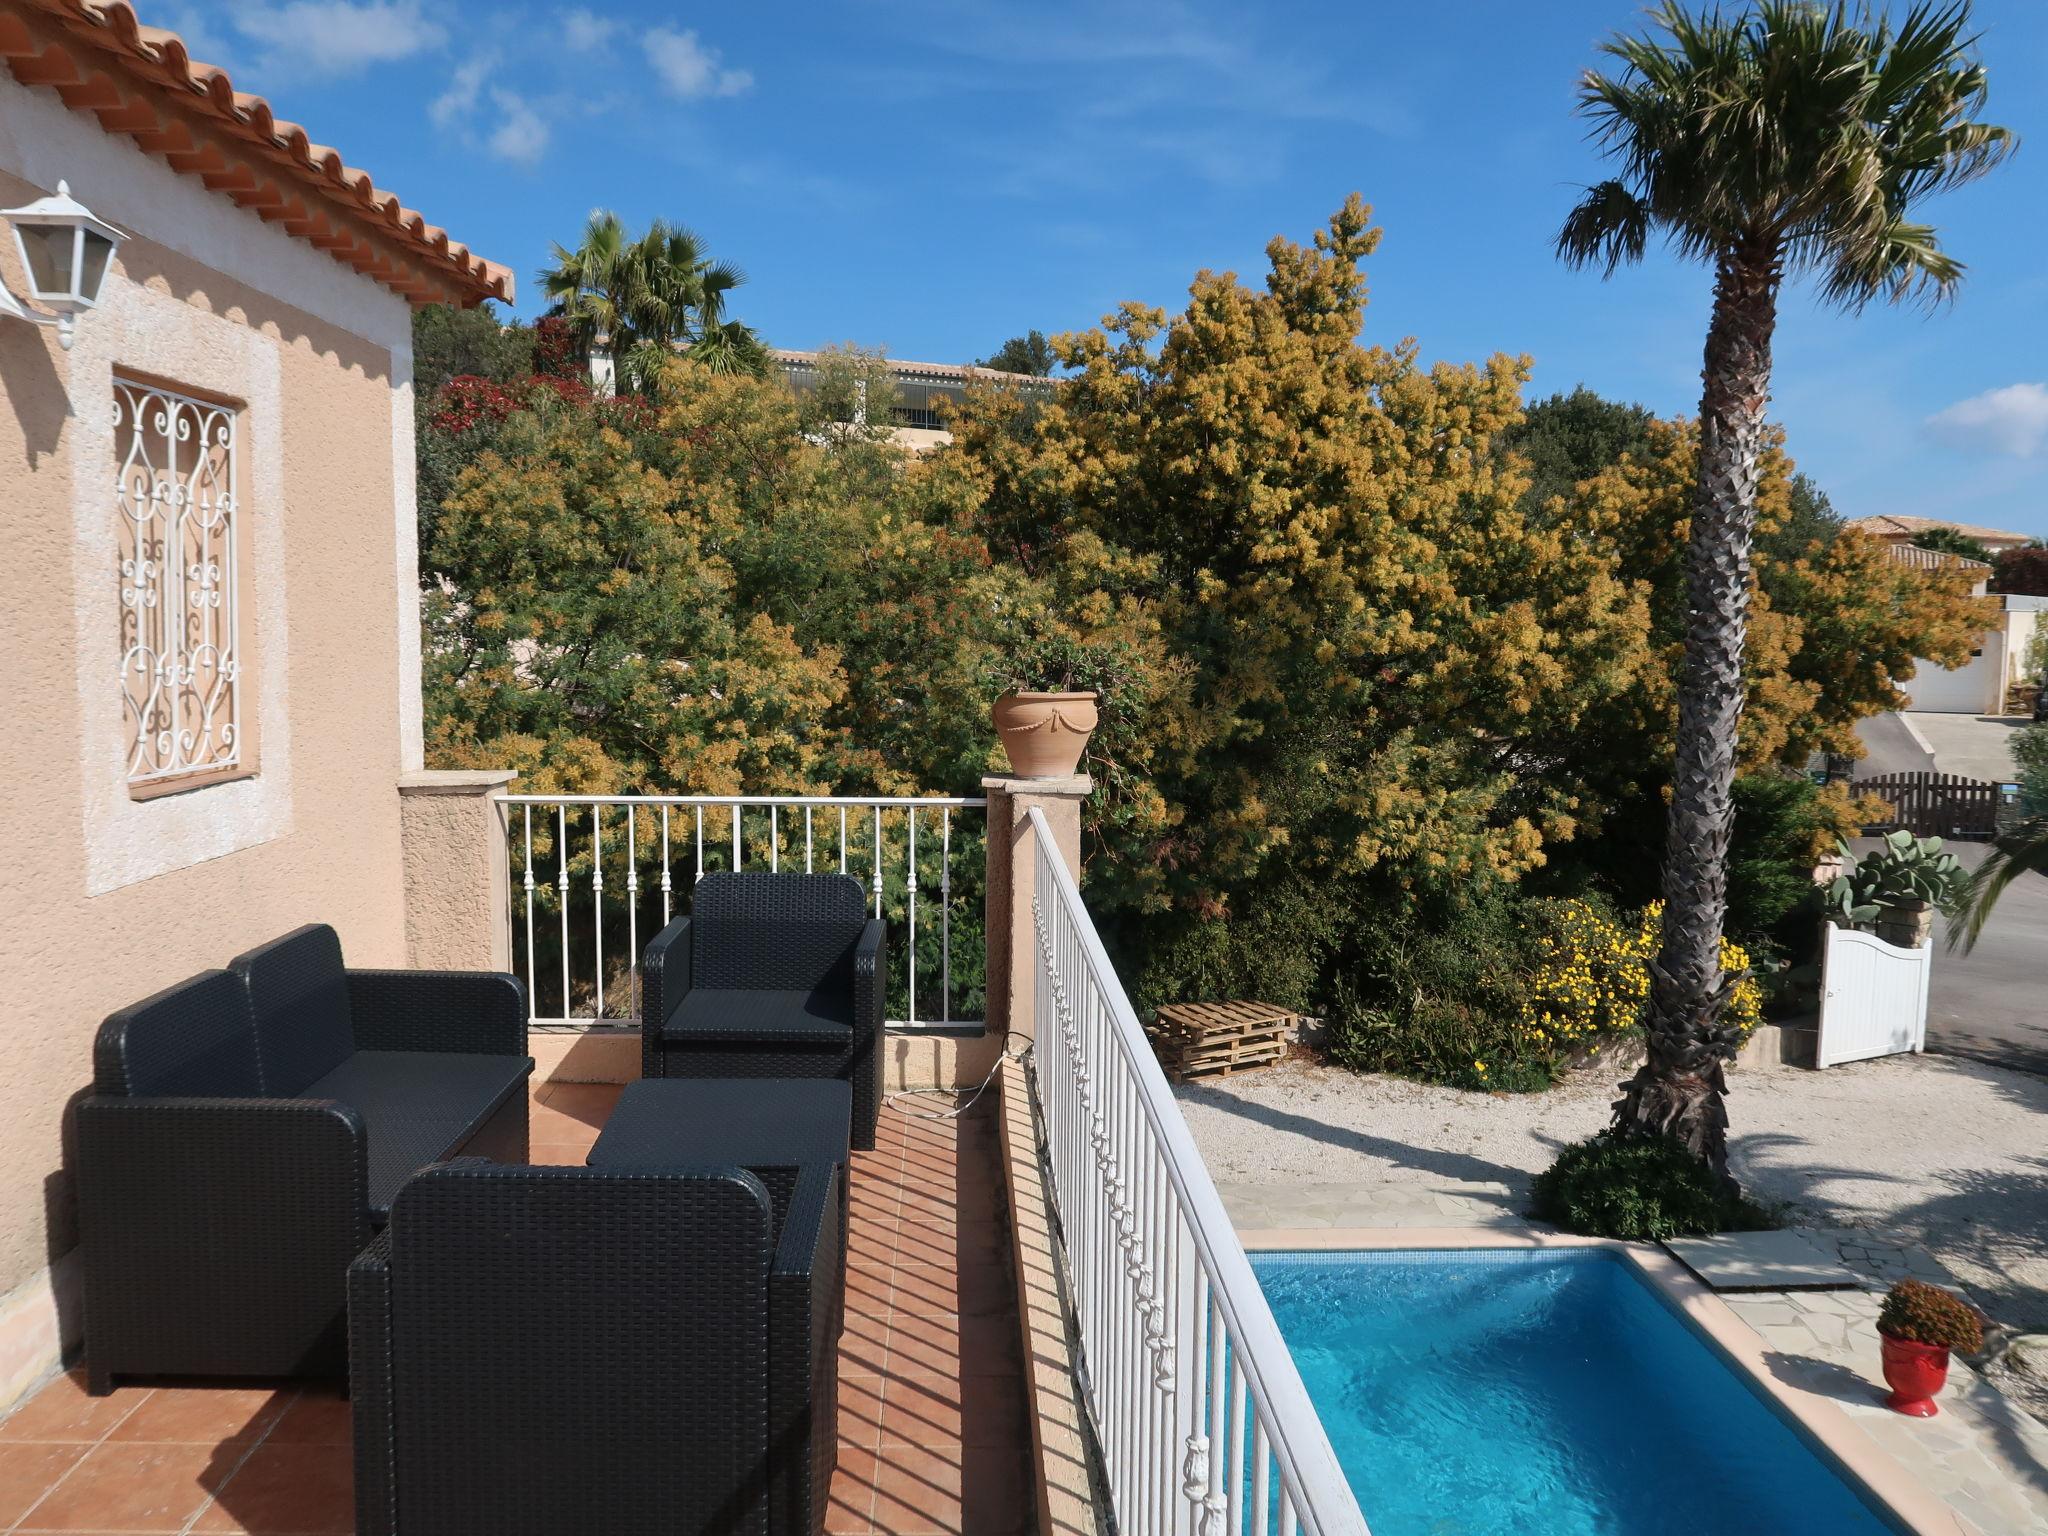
[167,1,2048,536]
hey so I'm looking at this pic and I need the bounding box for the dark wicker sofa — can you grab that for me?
[641,872,884,1149]
[75,924,532,1392]
[350,1159,841,1536]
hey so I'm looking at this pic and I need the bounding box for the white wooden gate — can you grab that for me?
[1816,923,1930,1067]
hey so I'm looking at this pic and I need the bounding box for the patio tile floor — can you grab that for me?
[0,1083,1032,1535]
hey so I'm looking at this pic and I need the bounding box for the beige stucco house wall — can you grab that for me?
[0,3,509,1411]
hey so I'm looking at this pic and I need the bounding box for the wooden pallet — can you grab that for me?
[1147,1000,1298,1081]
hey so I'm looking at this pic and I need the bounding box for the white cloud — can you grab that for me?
[486,89,551,165]
[645,27,753,100]
[561,7,616,51]
[1926,383,2048,458]
[430,51,495,127]
[223,0,445,75]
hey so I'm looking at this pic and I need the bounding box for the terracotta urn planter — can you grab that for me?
[1879,1330,1951,1417]
[992,690,1099,778]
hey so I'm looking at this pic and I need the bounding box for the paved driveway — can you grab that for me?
[1853,711,1935,777]
[1906,711,2028,783]
[1927,841,2048,1076]
[1856,711,2025,783]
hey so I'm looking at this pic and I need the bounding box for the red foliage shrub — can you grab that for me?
[1992,543,2048,596]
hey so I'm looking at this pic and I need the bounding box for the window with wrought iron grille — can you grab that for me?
[115,378,245,792]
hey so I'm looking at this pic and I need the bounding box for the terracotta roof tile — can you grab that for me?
[1,0,511,307]
[1850,514,2028,545]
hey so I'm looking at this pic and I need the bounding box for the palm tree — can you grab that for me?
[1556,0,2012,1174]
[539,210,635,359]
[539,213,764,389]
[1947,818,2048,953]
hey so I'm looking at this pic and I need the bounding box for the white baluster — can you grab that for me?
[906,807,918,1025]
[660,806,672,925]
[556,804,570,1020]
[591,804,605,1019]
[625,803,639,1019]
[941,807,952,1024]
[871,806,883,918]
[521,806,536,1024]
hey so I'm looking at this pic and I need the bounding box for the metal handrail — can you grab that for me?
[498,793,987,808]
[500,793,987,1030]
[1028,807,1368,1535]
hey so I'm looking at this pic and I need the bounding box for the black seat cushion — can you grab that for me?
[95,969,262,1098]
[232,925,356,1097]
[303,1051,529,1218]
[659,988,854,1045]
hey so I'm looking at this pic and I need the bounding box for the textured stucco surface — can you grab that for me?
[399,774,513,972]
[0,76,416,1342]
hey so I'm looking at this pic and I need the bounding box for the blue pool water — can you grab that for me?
[1253,1249,1899,1536]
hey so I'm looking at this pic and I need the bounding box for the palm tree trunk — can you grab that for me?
[1614,233,1781,1174]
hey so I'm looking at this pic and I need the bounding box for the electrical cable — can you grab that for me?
[883,1030,1035,1120]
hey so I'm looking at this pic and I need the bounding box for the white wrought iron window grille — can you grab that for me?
[115,379,242,787]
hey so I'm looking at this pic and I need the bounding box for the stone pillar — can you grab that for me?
[398,770,517,972]
[982,773,1091,1043]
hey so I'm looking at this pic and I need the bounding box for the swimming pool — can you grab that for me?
[1252,1248,1901,1536]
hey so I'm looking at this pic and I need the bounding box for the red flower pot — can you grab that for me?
[1879,1331,1951,1417]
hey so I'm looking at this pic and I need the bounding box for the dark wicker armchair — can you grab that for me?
[641,873,884,1150]
[75,926,531,1392]
[350,1159,841,1536]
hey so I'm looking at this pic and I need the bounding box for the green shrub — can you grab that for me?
[2015,722,2048,819]
[1323,884,1553,1091]
[1118,874,1346,1024]
[1531,1131,1774,1240]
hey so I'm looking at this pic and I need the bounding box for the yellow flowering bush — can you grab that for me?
[1517,900,1763,1064]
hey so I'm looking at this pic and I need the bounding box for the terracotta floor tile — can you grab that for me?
[877,1376,962,1447]
[825,1445,879,1534]
[105,1387,289,1446]
[886,1264,963,1316]
[837,1380,886,1449]
[261,1390,351,1447]
[527,1140,597,1166]
[838,1328,890,1381]
[0,1442,89,1526]
[0,1373,149,1445]
[868,1441,965,1535]
[844,1269,895,1320]
[193,1442,353,1533]
[536,1081,623,1117]
[13,1440,225,1532]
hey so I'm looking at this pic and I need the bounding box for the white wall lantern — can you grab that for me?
[1,180,124,350]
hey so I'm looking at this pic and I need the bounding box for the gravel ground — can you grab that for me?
[1174,1051,2048,1332]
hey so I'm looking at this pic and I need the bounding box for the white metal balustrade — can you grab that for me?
[501,794,986,1031]
[1028,807,1370,1536]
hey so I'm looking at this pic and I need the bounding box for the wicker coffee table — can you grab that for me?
[587,1078,852,1270]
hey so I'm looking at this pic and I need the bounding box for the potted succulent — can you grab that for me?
[984,628,1128,779]
[1823,831,1967,949]
[1876,1277,1983,1417]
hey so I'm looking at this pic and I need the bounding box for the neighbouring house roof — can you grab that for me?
[1881,542,1991,573]
[0,0,512,307]
[1850,513,2029,547]
[769,347,1048,387]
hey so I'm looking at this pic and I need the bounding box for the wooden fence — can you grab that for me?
[1855,771,2002,840]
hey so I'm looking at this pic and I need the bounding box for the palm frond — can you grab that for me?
[1945,817,2048,954]
[1557,0,2013,310]
[1556,180,1651,274]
